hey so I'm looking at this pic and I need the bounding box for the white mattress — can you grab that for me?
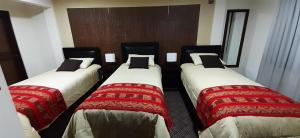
[12,64,101,138]
[102,63,163,90]
[180,63,261,107]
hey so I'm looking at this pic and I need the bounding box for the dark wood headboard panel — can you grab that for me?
[68,5,199,65]
[121,42,159,63]
[180,45,222,64]
[63,47,101,65]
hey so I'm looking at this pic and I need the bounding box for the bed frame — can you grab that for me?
[121,42,159,63]
[180,45,221,64]
[63,47,101,65]
[179,45,222,131]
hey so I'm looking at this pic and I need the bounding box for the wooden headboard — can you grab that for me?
[180,45,221,64]
[63,47,101,65]
[121,42,159,63]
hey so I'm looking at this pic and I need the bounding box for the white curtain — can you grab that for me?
[257,0,300,101]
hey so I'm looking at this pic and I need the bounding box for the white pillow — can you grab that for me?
[70,58,94,68]
[126,54,155,66]
[190,53,218,65]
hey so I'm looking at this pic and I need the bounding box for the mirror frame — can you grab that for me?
[221,9,249,67]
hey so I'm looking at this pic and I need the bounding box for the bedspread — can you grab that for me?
[197,85,300,127]
[77,83,172,129]
[9,85,66,131]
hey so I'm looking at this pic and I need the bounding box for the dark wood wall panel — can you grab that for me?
[68,5,199,65]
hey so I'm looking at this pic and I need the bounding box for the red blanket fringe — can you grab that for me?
[77,83,173,129]
[196,85,300,127]
[9,85,66,131]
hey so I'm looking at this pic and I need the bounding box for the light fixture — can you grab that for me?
[105,53,116,62]
[166,52,177,62]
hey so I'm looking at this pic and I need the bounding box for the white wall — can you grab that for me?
[210,0,279,81]
[44,8,64,66]
[210,0,226,45]
[243,0,279,80]
[11,16,46,77]
[12,13,58,77]
[0,66,24,138]
[0,1,64,78]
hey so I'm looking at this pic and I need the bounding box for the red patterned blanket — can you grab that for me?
[77,83,172,129]
[9,85,66,131]
[196,85,300,127]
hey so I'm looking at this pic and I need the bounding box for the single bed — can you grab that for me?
[63,42,171,138]
[180,46,300,138]
[10,48,102,138]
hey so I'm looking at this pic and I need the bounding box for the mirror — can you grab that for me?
[221,9,249,67]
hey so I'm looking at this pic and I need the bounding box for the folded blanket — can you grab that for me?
[9,85,66,130]
[197,85,300,127]
[77,83,172,129]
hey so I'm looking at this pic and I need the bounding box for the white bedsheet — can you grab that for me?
[180,63,300,138]
[102,63,162,90]
[180,63,261,107]
[63,64,169,138]
[12,64,101,138]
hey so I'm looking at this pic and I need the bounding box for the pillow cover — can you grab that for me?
[129,57,149,69]
[57,59,83,71]
[199,55,225,69]
[70,58,94,68]
[126,54,155,66]
[190,53,218,65]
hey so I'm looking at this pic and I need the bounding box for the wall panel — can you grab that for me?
[68,5,199,65]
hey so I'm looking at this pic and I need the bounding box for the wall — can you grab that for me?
[210,0,226,45]
[18,0,52,8]
[0,0,64,77]
[52,0,215,47]
[210,0,279,81]
[0,66,24,138]
[43,7,64,66]
[243,0,279,80]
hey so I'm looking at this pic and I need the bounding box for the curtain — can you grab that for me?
[257,0,300,101]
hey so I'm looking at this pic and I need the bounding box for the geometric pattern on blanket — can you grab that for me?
[77,83,173,129]
[9,85,66,131]
[196,85,300,127]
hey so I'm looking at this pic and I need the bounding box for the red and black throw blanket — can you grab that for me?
[77,83,173,129]
[9,85,67,131]
[196,85,300,127]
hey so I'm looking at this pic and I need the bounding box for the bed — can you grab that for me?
[63,42,171,138]
[10,48,102,138]
[180,46,300,138]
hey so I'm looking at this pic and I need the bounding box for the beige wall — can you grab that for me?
[52,0,215,47]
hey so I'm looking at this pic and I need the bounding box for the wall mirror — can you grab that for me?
[221,9,249,67]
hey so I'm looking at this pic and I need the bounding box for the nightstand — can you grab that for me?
[102,63,119,80]
[162,63,181,90]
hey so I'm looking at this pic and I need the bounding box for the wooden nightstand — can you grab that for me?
[101,63,119,80]
[162,63,181,90]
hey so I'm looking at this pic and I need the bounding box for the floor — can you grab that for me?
[165,90,198,138]
[40,89,199,138]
